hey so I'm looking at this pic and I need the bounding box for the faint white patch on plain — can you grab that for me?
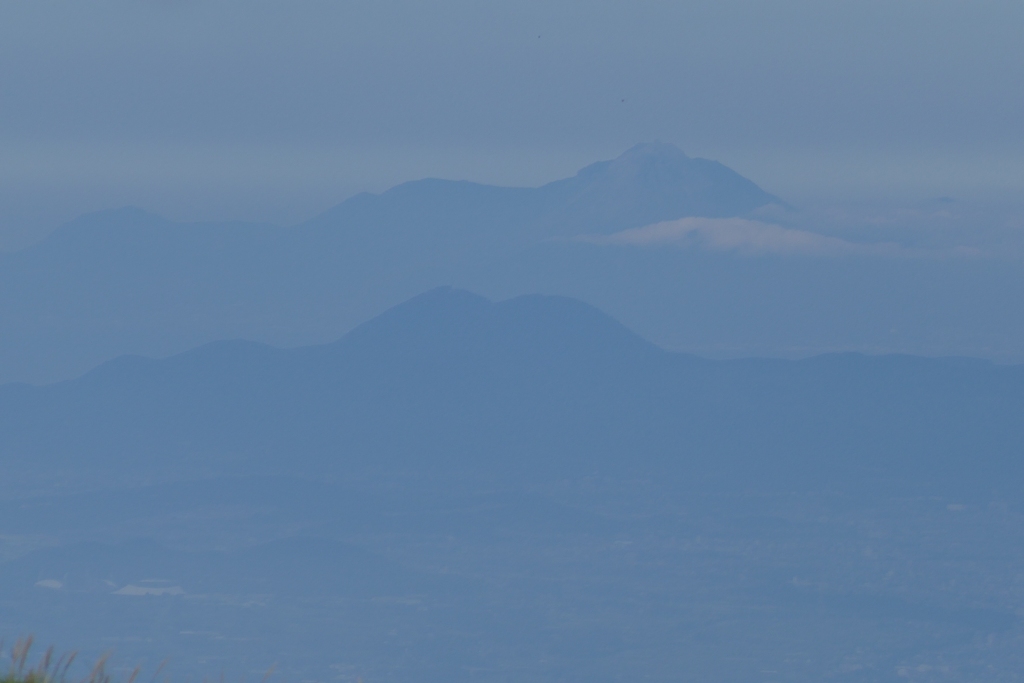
[897,663,950,676]
[180,631,223,639]
[372,596,423,605]
[579,217,981,258]
[113,584,185,596]
[947,503,967,511]
[35,579,63,589]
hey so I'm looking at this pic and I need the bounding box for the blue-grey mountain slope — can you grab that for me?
[0,143,779,384]
[3,287,1022,500]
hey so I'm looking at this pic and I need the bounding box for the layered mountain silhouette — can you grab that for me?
[4,287,1023,499]
[4,288,1024,683]
[0,143,781,384]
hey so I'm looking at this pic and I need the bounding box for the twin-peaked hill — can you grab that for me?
[3,287,1023,499]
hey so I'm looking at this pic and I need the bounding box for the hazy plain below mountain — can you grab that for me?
[2,288,1024,683]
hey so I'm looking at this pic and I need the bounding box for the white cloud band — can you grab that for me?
[579,217,979,258]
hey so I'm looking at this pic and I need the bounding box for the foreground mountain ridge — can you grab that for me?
[3,287,1022,500]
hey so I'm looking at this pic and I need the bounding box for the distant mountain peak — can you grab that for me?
[537,142,781,235]
[572,142,691,181]
[338,286,658,360]
[612,140,692,165]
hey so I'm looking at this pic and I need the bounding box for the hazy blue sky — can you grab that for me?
[2,0,1023,245]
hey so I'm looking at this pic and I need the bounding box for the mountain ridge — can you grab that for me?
[2,287,1023,500]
